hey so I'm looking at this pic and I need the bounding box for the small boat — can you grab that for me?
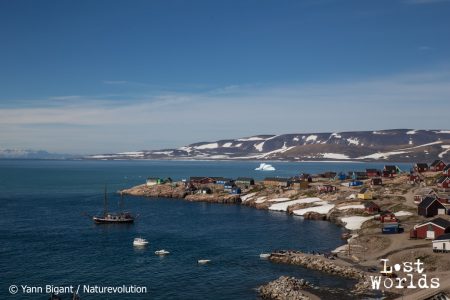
[197,259,211,264]
[155,249,170,255]
[259,253,270,259]
[133,237,149,247]
[255,163,275,171]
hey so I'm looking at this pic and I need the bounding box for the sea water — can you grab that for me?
[0,160,411,299]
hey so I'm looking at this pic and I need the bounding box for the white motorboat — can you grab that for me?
[259,253,270,259]
[197,259,211,264]
[133,237,149,247]
[155,249,170,255]
[255,163,275,171]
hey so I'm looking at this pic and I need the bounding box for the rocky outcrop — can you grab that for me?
[120,184,241,204]
[258,276,313,300]
[121,184,187,198]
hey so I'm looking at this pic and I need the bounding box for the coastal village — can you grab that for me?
[121,160,450,300]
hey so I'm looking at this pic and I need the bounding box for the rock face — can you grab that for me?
[121,184,187,199]
[259,276,312,300]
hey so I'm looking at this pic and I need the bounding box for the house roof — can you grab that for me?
[444,165,450,171]
[415,163,429,169]
[384,165,397,171]
[416,217,450,230]
[366,169,380,173]
[359,187,369,193]
[434,233,450,241]
[418,196,445,209]
[431,160,445,167]
[436,176,449,184]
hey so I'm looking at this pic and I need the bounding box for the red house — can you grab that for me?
[437,176,450,189]
[366,169,381,178]
[364,201,380,214]
[430,160,447,172]
[410,218,450,239]
[379,211,398,223]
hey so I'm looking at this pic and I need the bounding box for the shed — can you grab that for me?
[358,188,373,200]
[230,187,241,195]
[433,233,450,253]
[418,196,447,218]
[411,217,450,239]
[364,201,380,214]
[291,180,309,190]
[371,178,383,186]
[379,211,398,223]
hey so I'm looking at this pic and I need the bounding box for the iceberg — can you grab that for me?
[255,163,275,171]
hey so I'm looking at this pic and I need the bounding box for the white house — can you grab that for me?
[432,233,450,253]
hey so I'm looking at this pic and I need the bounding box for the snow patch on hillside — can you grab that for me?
[347,138,359,146]
[195,143,219,150]
[439,145,450,158]
[306,135,318,142]
[237,136,267,141]
[254,141,265,152]
[222,142,233,148]
[407,130,417,135]
[331,133,342,138]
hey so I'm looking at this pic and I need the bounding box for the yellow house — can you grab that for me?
[357,188,373,200]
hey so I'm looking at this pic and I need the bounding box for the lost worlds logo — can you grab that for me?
[370,259,440,290]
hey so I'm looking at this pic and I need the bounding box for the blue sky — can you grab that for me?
[0,0,449,154]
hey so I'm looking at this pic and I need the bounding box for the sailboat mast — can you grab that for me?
[104,185,108,216]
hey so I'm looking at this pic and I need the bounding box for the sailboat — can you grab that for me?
[93,187,134,224]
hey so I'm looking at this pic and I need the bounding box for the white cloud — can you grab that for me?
[1,70,450,153]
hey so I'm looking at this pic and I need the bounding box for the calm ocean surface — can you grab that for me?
[0,160,412,299]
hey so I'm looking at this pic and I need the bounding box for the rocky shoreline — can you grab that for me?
[268,251,371,294]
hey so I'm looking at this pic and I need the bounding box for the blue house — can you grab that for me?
[230,187,241,195]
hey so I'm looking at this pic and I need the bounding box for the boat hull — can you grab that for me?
[93,217,134,224]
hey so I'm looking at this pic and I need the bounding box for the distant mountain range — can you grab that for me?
[87,129,450,162]
[0,149,72,159]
